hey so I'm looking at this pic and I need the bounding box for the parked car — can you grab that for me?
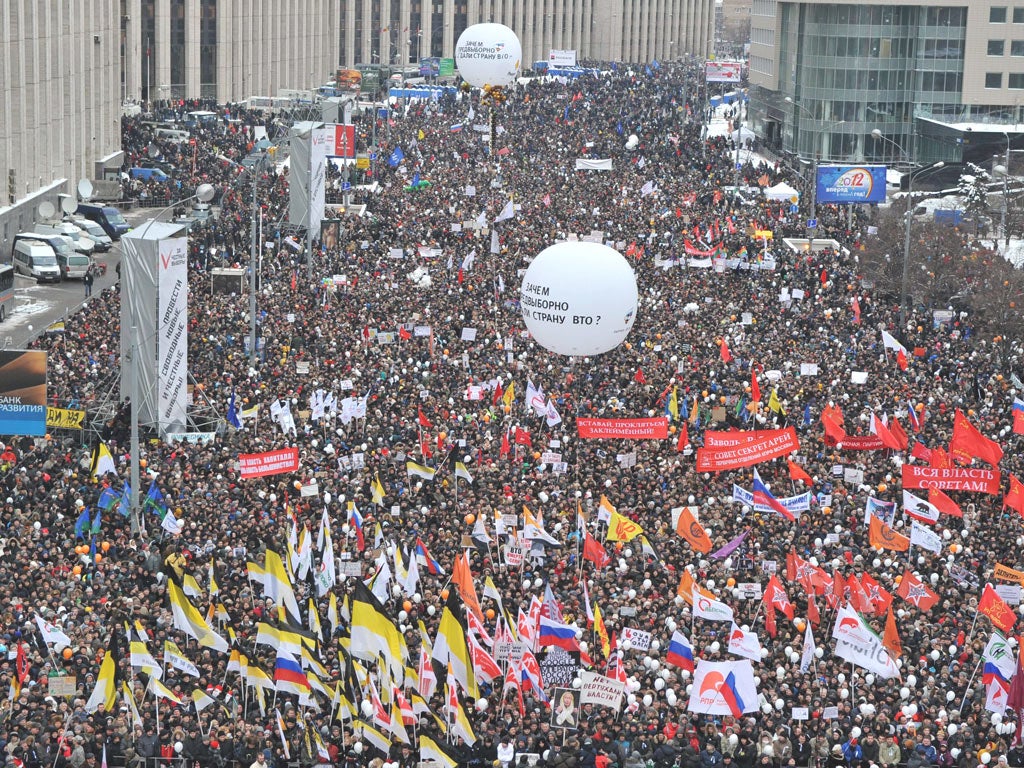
[67,217,113,252]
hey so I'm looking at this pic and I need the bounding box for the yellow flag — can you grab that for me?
[668,387,679,422]
[594,603,610,659]
[502,382,515,406]
[606,509,643,542]
[417,129,425,140]
[768,388,786,415]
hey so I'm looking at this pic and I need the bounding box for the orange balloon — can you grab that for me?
[440,589,450,601]
[532,451,541,460]
[94,553,102,563]
[101,541,111,552]
[464,513,476,525]
[795,619,807,632]
[402,600,412,613]
[139,459,148,468]
[486,608,496,620]
[726,577,736,588]
[62,648,73,660]
[72,565,82,575]
[438,431,447,442]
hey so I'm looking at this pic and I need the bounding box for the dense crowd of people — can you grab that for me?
[3,59,1024,768]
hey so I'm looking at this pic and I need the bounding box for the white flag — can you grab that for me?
[161,512,183,536]
[494,199,515,223]
[902,490,940,524]
[545,399,562,428]
[727,623,761,661]
[35,615,71,647]
[462,250,476,270]
[800,623,816,673]
[881,330,908,356]
[909,520,943,554]
[983,632,1016,682]
[692,591,735,622]
[986,678,1010,715]
[640,180,655,197]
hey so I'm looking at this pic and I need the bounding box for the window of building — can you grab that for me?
[1015,7,1024,22]
[1012,40,1024,55]
[990,39,1006,54]
[1011,73,1024,87]
[992,7,1009,22]
[986,71,1004,87]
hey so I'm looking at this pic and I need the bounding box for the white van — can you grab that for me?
[12,239,61,283]
[33,222,95,256]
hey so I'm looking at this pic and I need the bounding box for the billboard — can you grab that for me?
[157,235,188,433]
[121,221,189,436]
[420,57,440,77]
[816,165,887,204]
[329,123,355,158]
[0,350,47,436]
[439,57,455,76]
[705,61,743,82]
[335,68,362,91]
[549,49,578,67]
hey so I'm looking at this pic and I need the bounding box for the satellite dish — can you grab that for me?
[77,178,94,201]
[147,144,161,158]
[37,201,56,220]
[60,197,78,215]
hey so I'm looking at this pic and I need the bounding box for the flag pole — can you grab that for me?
[958,658,982,713]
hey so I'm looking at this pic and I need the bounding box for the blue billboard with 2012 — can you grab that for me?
[815,165,887,204]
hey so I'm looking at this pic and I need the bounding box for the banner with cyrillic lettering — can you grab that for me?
[577,417,668,440]
[832,434,886,451]
[239,448,300,479]
[901,465,1000,494]
[696,428,799,471]
[732,485,811,515]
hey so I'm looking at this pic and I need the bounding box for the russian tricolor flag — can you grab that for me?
[666,630,694,672]
[415,537,444,575]
[719,671,746,717]
[752,469,795,521]
[983,662,1010,687]
[537,616,580,651]
[273,651,310,695]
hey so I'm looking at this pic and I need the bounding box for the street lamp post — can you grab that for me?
[870,129,944,328]
[128,183,216,532]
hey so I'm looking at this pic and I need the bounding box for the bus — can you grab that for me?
[0,264,15,323]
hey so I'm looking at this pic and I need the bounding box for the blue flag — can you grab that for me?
[645,65,653,77]
[118,483,131,518]
[91,509,102,535]
[412,171,420,188]
[802,404,812,427]
[616,121,623,135]
[227,391,242,429]
[388,146,405,167]
[74,507,91,539]
[563,104,570,121]
[97,487,119,511]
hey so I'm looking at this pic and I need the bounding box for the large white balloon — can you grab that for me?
[520,242,638,356]
[455,24,522,88]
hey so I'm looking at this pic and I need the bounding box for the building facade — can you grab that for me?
[0,0,123,252]
[120,0,341,104]
[747,0,1024,168]
[338,0,714,70]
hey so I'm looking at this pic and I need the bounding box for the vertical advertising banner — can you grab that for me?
[0,350,47,436]
[331,124,355,158]
[310,126,330,239]
[157,236,188,434]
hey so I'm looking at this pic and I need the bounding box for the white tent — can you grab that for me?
[730,126,756,144]
[764,182,800,201]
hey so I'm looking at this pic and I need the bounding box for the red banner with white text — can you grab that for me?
[239,448,300,479]
[577,418,669,440]
[696,427,800,472]
[901,465,1001,494]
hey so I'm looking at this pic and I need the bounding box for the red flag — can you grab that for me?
[633,368,646,384]
[1015,403,1024,435]
[896,348,908,371]
[763,574,794,619]
[930,446,951,469]
[290,271,297,291]
[514,427,532,447]
[845,575,870,613]
[419,433,433,459]
[871,414,903,451]
[889,418,909,451]
[787,459,813,486]
[583,531,611,568]
[883,607,903,658]
[418,408,433,428]
[806,590,820,626]
[15,643,27,683]
[860,573,892,615]
[896,569,938,611]
[720,339,732,363]
[785,549,797,582]
[492,383,504,406]
[979,583,1017,632]
[499,428,511,459]
[851,296,861,324]
[950,408,1003,467]
[457,268,464,284]
[437,432,445,452]
[676,422,690,453]
[398,326,411,340]
[1008,640,1024,747]
[1005,474,1024,518]
[821,404,846,444]
[911,442,932,462]
[750,369,761,403]
[929,487,962,518]
[764,602,777,638]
